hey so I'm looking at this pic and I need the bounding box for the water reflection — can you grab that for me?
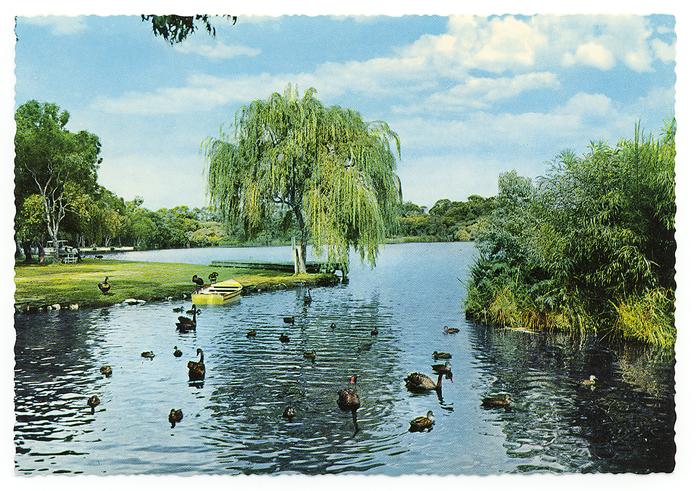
[468,326,675,473]
[15,243,675,475]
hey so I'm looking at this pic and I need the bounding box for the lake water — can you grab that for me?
[14,242,675,475]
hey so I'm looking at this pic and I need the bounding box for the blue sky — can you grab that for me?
[14,14,676,210]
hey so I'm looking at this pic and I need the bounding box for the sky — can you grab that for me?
[14,14,676,210]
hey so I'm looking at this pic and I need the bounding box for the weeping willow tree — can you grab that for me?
[203,86,402,273]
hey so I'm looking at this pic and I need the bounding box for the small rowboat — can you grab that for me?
[192,279,243,305]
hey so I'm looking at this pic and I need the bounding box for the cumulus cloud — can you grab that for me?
[562,42,615,70]
[173,40,261,60]
[92,55,433,115]
[651,39,675,64]
[391,88,669,157]
[393,72,560,113]
[385,85,673,205]
[92,14,674,117]
[401,15,668,75]
[21,16,87,36]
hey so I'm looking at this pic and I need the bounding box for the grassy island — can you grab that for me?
[14,259,338,311]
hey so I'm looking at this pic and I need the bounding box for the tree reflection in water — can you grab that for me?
[468,325,675,473]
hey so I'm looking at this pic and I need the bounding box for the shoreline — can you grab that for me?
[14,258,338,312]
[80,236,463,254]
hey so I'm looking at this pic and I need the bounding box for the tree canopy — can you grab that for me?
[393,196,496,241]
[142,15,237,44]
[15,100,102,258]
[465,121,676,348]
[203,85,402,272]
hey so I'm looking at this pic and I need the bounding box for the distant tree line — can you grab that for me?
[392,195,497,242]
[14,99,493,266]
[14,100,225,262]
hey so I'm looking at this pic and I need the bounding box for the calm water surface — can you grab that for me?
[14,242,675,474]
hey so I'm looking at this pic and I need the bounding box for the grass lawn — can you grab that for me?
[14,259,337,310]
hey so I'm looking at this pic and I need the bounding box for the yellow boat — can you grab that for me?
[192,279,243,305]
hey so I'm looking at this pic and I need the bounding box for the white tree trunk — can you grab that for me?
[293,244,307,274]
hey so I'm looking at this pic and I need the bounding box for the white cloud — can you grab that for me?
[394,72,560,113]
[173,40,261,60]
[390,90,662,158]
[92,15,674,117]
[389,86,671,206]
[562,42,615,70]
[651,39,675,64]
[21,16,87,36]
[402,15,668,75]
[558,93,613,118]
[92,55,433,115]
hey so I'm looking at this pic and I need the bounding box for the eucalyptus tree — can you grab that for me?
[203,86,402,273]
[14,100,101,259]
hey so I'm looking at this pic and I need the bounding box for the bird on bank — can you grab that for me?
[303,350,316,361]
[192,275,205,291]
[208,272,219,284]
[176,309,198,332]
[246,329,257,338]
[432,351,452,360]
[481,393,512,409]
[187,348,206,380]
[303,288,312,305]
[409,411,435,432]
[87,395,100,414]
[370,326,379,336]
[279,333,290,343]
[168,408,183,428]
[283,316,295,325]
[283,406,296,420]
[100,365,112,377]
[580,375,597,387]
[337,375,361,432]
[173,346,183,357]
[405,368,453,393]
[443,326,460,334]
[141,351,155,359]
[97,276,111,295]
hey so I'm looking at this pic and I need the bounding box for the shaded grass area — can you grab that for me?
[14,259,337,310]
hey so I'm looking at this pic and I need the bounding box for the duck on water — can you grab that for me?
[409,411,435,432]
[176,309,198,332]
[337,375,360,433]
[188,348,206,381]
[404,367,453,393]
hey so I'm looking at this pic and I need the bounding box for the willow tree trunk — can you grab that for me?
[292,206,308,274]
[293,240,307,274]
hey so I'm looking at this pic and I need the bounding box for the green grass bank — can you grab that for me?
[14,259,338,311]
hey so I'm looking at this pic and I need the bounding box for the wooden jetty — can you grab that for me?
[210,260,346,278]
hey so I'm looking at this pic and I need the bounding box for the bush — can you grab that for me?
[464,122,676,348]
[613,288,675,349]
